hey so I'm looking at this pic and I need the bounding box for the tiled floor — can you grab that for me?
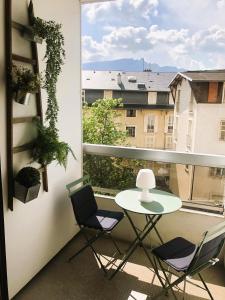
[14,234,225,300]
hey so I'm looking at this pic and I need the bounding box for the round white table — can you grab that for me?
[115,188,182,215]
[110,188,182,280]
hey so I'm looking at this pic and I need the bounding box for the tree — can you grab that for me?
[83,98,126,145]
[83,98,141,192]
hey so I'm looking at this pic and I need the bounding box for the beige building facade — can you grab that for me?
[169,71,225,210]
[82,71,175,150]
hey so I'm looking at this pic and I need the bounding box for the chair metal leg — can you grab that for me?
[68,240,93,262]
[156,258,179,300]
[108,233,122,255]
[68,229,107,275]
[198,273,214,300]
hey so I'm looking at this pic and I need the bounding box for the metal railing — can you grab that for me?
[83,143,225,168]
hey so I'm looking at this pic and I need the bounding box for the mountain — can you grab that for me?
[82,58,185,73]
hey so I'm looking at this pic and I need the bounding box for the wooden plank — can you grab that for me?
[13,116,39,124]
[12,21,26,31]
[12,54,37,65]
[29,1,48,192]
[5,0,14,211]
[13,143,34,154]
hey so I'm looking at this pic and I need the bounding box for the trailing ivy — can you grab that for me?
[32,17,65,133]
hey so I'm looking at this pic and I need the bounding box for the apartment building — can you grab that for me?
[82,71,175,150]
[169,70,225,209]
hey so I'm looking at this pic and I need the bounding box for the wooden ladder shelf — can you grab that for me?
[5,0,48,211]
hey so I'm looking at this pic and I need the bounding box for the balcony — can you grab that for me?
[9,144,225,300]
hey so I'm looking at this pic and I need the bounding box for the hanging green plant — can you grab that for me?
[33,121,76,169]
[29,17,75,168]
[32,17,65,133]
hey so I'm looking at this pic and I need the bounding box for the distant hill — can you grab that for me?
[82,58,185,73]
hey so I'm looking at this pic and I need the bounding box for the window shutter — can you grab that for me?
[144,115,148,133]
[154,116,158,133]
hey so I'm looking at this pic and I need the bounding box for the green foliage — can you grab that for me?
[12,65,42,93]
[83,98,142,191]
[83,98,126,145]
[33,122,75,169]
[30,17,75,168]
[15,167,40,188]
[32,17,65,133]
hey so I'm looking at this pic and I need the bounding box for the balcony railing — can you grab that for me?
[83,143,225,214]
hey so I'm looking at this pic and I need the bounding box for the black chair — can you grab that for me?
[152,221,225,300]
[66,176,124,275]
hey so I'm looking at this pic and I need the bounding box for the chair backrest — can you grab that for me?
[66,176,98,226]
[188,221,225,273]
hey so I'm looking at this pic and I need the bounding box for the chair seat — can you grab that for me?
[83,210,124,231]
[153,237,197,272]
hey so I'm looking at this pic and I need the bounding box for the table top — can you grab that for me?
[115,188,182,215]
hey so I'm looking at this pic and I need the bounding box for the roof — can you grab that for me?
[169,70,225,86]
[82,71,175,92]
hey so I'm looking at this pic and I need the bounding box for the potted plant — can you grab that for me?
[32,121,75,169]
[22,25,43,44]
[14,167,41,203]
[12,65,42,105]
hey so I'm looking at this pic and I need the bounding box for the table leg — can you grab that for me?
[109,210,163,284]
[146,215,164,245]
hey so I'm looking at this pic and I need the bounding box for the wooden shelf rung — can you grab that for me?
[12,54,37,65]
[13,116,40,124]
[13,143,34,154]
[12,21,26,31]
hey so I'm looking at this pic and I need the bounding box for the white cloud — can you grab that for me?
[147,25,189,44]
[83,0,159,23]
[82,0,225,69]
[217,0,225,8]
[82,23,225,70]
[191,25,225,52]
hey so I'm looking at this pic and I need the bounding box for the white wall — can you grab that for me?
[195,103,225,155]
[0,0,82,298]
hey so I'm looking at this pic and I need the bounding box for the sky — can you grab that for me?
[82,0,225,70]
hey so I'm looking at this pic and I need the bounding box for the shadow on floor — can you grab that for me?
[13,234,225,300]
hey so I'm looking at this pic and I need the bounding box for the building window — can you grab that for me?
[176,90,181,113]
[209,168,225,177]
[147,115,155,133]
[145,136,155,148]
[157,92,169,105]
[219,120,225,141]
[126,109,136,117]
[126,126,136,137]
[165,135,173,149]
[167,115,174,133]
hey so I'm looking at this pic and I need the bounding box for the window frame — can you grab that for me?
[147,115,155,133]
[219,120,225,141]
[126,109,136,117]
[126,126,136,137]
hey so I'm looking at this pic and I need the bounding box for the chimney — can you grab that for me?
[117,73,122,85]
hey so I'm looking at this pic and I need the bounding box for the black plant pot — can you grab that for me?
[14,181,41,203]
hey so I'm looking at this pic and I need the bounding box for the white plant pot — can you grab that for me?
[14,91,31,105]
